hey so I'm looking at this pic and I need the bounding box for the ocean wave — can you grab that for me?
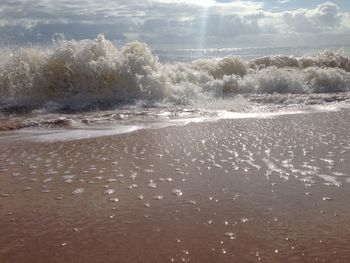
[1,34,350,110]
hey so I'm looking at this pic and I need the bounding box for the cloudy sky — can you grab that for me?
[0,0,350,49]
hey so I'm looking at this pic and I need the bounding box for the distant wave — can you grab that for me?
[1,34,350,111]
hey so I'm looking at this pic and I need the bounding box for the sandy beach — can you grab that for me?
[1,0,350,262]
[0,109,349,262]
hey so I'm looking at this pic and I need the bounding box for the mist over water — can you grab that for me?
[0,34,350,112]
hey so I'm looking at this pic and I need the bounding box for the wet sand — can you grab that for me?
[0,117,72,132]
[0,109,350,263]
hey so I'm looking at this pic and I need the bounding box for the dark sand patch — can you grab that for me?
[0,118,71,131]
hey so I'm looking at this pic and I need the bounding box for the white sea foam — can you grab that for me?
[0,34,350,111]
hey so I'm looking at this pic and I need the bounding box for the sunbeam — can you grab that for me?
[198,3,210,49]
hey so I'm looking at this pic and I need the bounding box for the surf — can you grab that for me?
[0,34,350,111]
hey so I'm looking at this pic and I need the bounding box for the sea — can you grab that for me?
[0,34,349,141]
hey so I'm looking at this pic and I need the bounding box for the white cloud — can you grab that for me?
[283,2,344,32]
[0,1,349,48]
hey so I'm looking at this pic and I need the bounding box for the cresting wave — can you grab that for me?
[1,34,350,111]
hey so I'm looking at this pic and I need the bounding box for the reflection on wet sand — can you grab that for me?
[0,109,350,262]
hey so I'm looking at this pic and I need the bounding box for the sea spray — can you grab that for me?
[1,34,350,111]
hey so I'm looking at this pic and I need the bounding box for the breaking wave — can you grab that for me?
[1,34,350,111]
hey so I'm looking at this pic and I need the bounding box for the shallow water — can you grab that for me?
[1,94,349,142]
[0,109,349,262]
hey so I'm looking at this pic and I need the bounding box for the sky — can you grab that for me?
[0,0,350,49]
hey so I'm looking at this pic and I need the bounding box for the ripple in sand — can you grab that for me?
[221,248,227,254]
[129,172,138,180]
[224,232,236,240]
[42,177,53,183]
[172,189,183,197]
[104,189,115,195]
[147,181,157,189]
[128,184,138,190]
[72,188,84,195]
[241,218,248,223]
[106,178,117,182]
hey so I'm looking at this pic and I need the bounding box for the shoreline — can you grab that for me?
[0,104,345,143]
